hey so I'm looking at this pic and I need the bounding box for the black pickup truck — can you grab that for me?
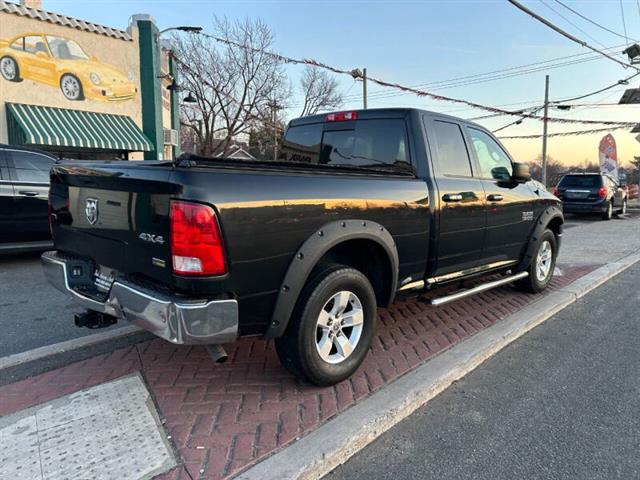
[42,108,563,385]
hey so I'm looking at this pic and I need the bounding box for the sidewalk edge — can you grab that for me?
[0,325,141,371]
[235,254,640,480]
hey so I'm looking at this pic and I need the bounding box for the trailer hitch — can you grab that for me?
[74,310,118,329]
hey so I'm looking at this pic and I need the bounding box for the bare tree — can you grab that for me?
[299,66,342,117]
[175,17,289,156]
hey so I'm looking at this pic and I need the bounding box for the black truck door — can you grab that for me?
[0,150,16,242]
[7,149,53,241]
[465,126,536,263]
[427,118,486,276]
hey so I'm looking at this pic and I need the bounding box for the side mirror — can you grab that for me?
[512,162,531,183]
[491,166,511,182]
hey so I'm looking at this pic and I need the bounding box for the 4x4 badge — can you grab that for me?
[85,198,99,225]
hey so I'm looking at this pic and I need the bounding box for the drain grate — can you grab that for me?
[0,374,176,480]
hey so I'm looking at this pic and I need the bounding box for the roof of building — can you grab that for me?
[0,1,132,41]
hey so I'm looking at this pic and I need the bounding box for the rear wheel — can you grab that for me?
[515,229,557,293]
[0,56,20,82]
[275,265,377,386]
[602,200,613,220]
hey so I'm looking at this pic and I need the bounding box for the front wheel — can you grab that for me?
[616,198,627,216]
[60,74,84,101]
[515,229,557,293]
[275,265,377,386]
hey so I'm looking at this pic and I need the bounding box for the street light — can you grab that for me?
[157,25,202,38]
[183,93,197,103]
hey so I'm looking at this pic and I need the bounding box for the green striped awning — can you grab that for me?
[6,103,153,152]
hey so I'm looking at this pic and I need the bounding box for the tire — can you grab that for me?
[515,229,558,293]
[602,200,613,221]
[616,198,627,216]
[0,56,21,82]
[275,265,377,386]
[60,74,84,101]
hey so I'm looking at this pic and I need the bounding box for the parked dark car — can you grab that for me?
[554,172,627,220]
[42,108,563,385]
[0,144,56,253]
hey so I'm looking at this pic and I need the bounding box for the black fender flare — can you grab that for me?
[515,205,564,273]
[265,219,399,338]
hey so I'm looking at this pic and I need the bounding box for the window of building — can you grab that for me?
[431,121,473,177]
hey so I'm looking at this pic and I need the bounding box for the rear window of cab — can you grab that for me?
[279,119,412,174]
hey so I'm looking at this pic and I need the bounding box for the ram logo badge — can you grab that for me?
[85,198,99,225]
[139,233,165,244]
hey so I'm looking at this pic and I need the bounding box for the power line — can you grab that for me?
[190,30,637,127]
[498,124,632,139]
[540,0,609,49]
[619,0,630,45]
[507,0,640,72]
[552,72,640,103]
[553,0,637,42]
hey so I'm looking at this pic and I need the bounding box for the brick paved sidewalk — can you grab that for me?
[0,264,596,480]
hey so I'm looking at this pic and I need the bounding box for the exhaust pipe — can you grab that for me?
[205,344,228,364]
[74,310,117,329]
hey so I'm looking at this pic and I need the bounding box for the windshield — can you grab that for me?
[559,175,602,188]
[46,36,89,60]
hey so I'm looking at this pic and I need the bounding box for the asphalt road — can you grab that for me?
[330,262,640,480]
[0,252,124,358]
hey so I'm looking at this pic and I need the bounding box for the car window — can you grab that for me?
[10,151,53,183]
[280,119,412,173]
[467,127,513,180]
[431,120,473,177]
[47,36,89,60]
[559,175,602,188]
[12,36,49,56]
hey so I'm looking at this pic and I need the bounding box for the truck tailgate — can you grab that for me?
[50,162,178,286]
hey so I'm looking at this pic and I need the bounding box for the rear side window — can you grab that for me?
[280,119,411,173]
[10,151,53,183]
[431,120,473,177]
[559,175,602,188]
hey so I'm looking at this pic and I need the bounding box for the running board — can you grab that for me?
[430,271,529,307]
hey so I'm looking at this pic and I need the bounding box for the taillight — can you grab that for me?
[553,187,559,197]
[598,186,608,199]
[170,200,227,276]
[326,111,357,122]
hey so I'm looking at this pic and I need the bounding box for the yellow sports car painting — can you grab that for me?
[0,33,137,102]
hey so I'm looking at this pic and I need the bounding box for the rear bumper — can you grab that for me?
[561,199,607,213]
[41,251,238,345]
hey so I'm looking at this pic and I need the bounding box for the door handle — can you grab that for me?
[487,194,504,202]
[18,191,39,197]
[442,193,463,202]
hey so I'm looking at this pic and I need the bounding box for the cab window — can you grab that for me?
[431,120,473,177]
[467,127,513,181]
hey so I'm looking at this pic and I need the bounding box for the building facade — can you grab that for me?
[0,0,180,160]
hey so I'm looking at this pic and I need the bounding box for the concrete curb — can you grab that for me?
[0,325,141,371]
[236,252,640,480]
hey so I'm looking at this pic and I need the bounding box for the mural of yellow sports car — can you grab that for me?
[0,33,137,102]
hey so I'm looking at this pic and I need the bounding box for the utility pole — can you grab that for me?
[541,75,550,187]
[268,98,282,161]
[363,68,368,109]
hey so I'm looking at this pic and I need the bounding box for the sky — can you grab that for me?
[41,0,640,167]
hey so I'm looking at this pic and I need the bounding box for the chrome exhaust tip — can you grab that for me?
[205,344,228,364]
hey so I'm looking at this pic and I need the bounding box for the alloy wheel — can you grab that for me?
[0,57,16,81]
[61,75,81,100]
[535,240,553,282]
[315,290,364,364]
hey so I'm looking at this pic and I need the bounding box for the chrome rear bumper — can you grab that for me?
[41,251,238,345]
